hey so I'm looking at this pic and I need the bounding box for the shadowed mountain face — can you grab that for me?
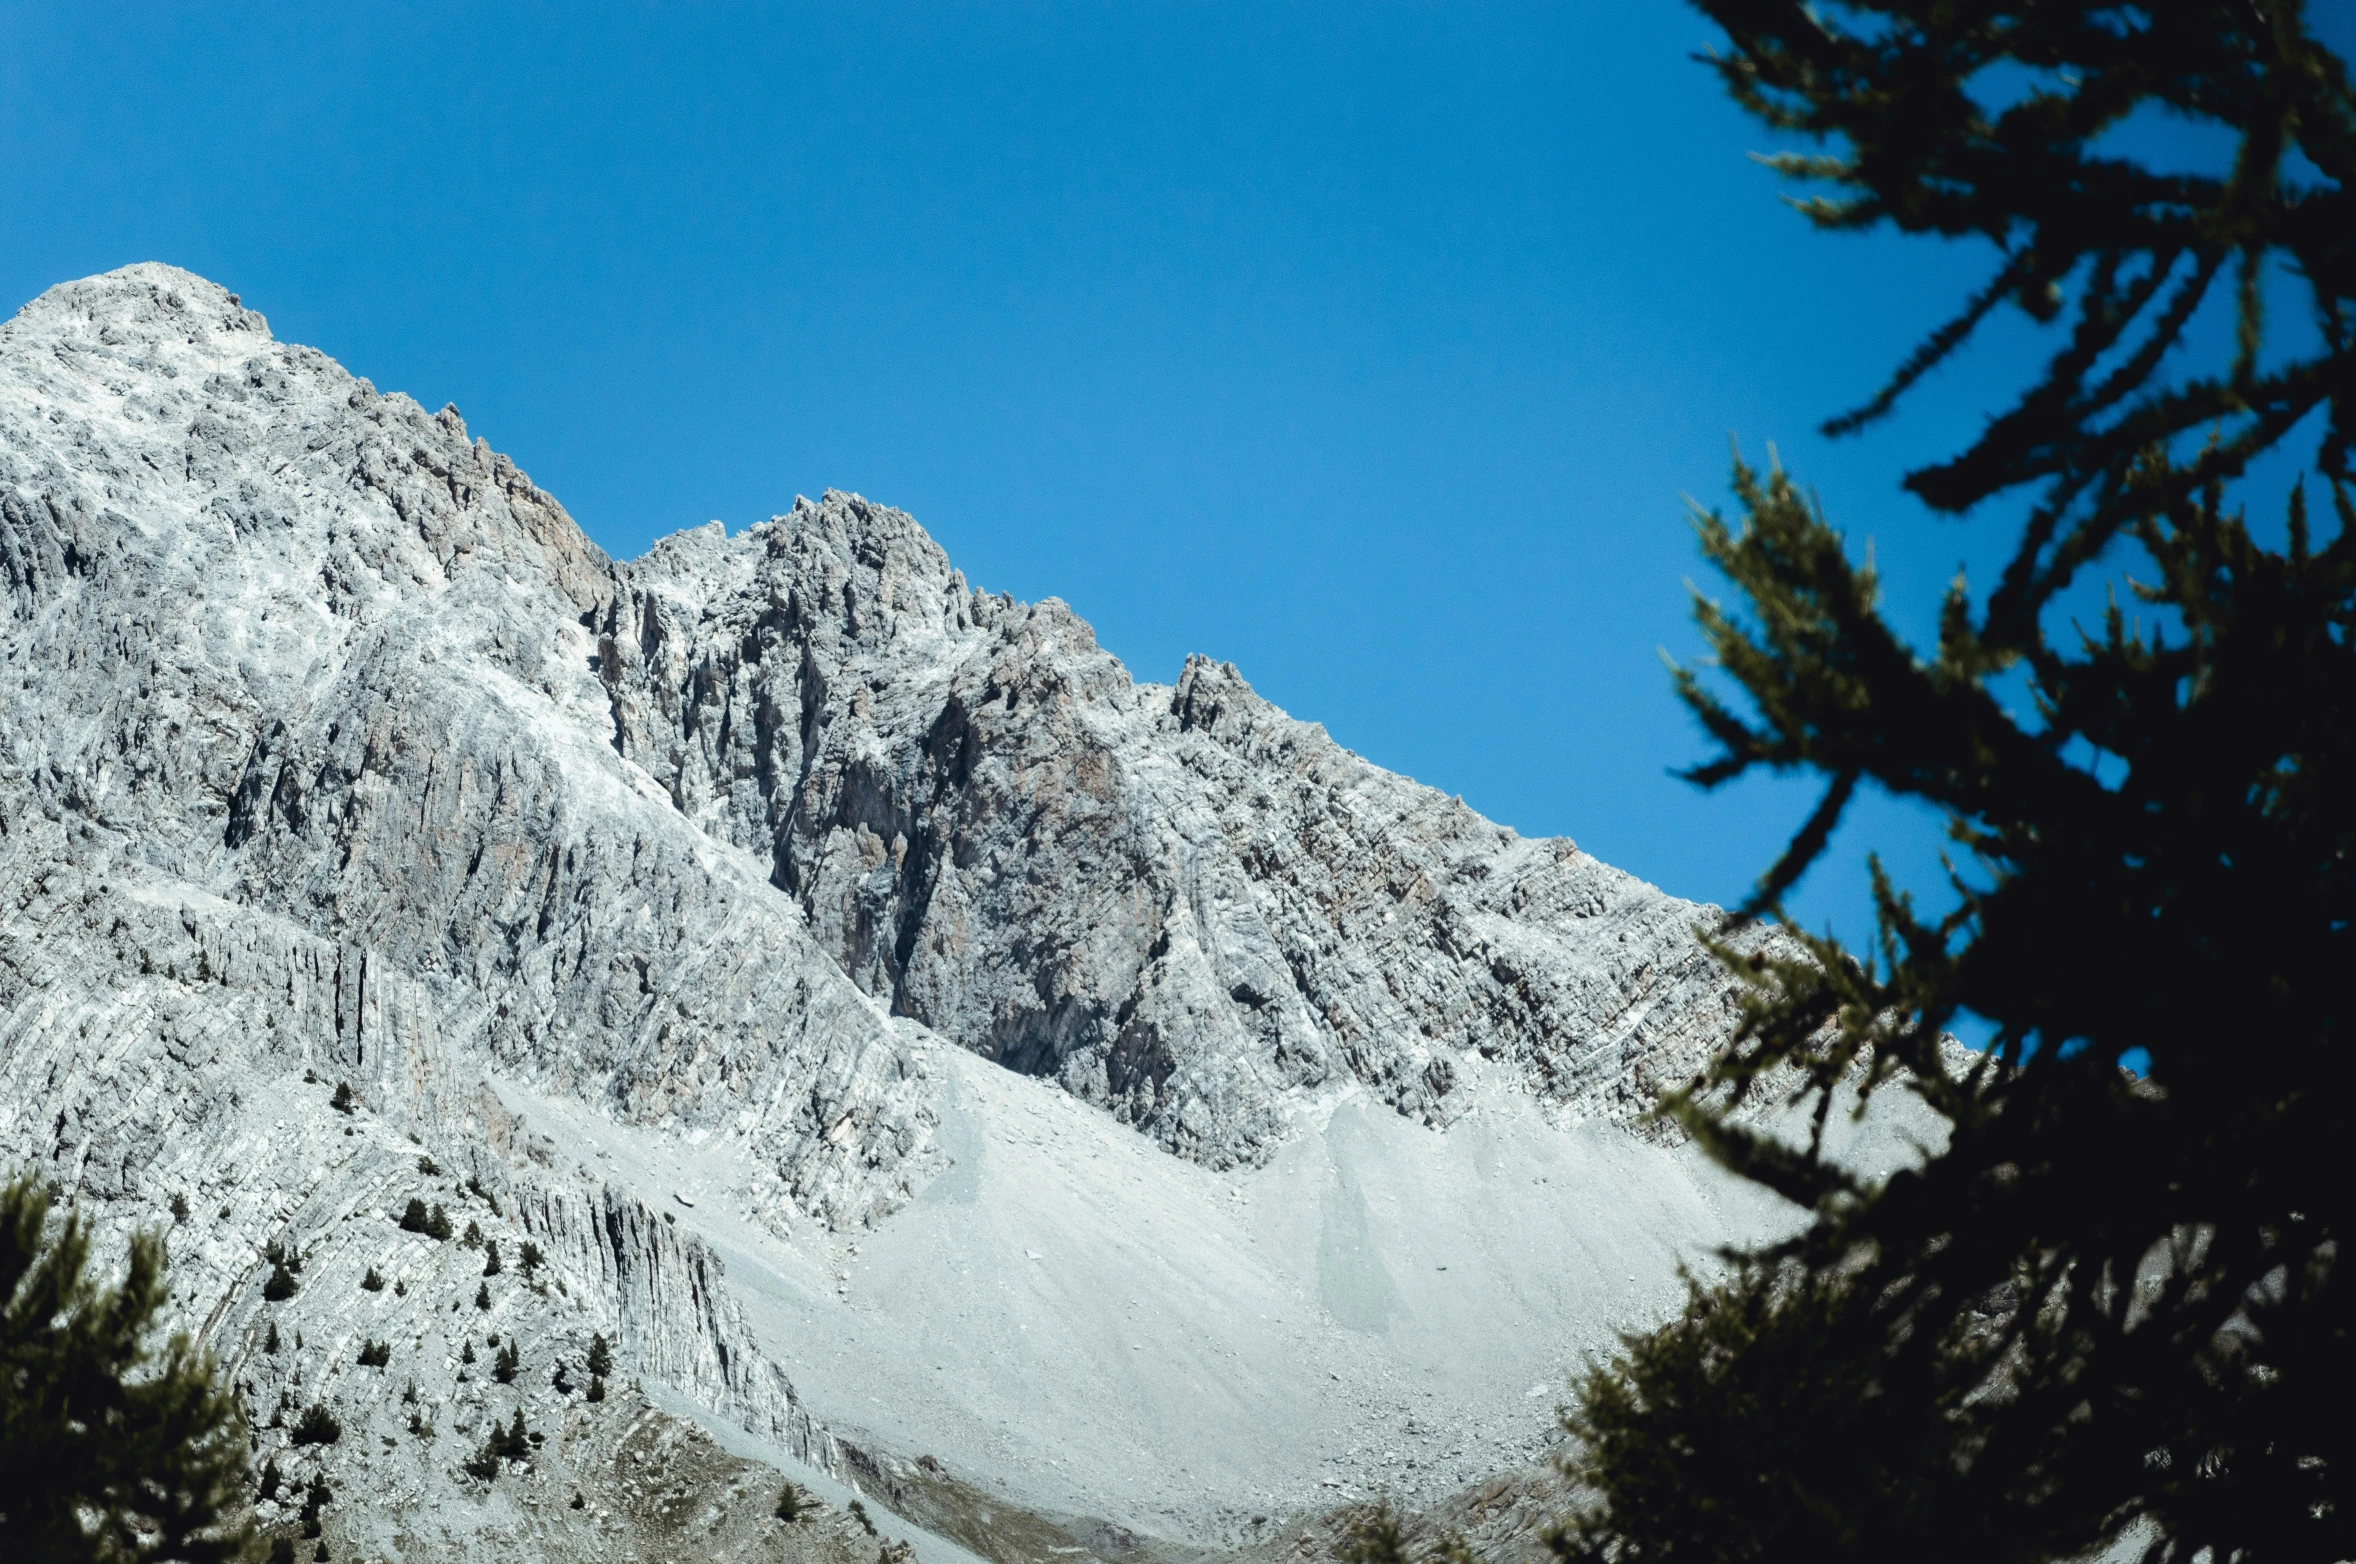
[0,264,1781,1560]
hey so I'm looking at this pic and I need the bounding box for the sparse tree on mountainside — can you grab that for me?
[289,1404,340,1447]
[0,1172,252,1562]
[1341,1502,1475,1564]
[1556,5,2354,1563]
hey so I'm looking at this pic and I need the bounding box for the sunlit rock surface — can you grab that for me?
[0,265,1805,1562]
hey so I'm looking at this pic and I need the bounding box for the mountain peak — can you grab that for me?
[6,260,271,352]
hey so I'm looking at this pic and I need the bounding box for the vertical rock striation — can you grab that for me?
[595,495,1758,1165]
[0,263,1778,1555]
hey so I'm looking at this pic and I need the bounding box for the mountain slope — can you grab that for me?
[0,264,1824,1560]
[599,496,1762,1168]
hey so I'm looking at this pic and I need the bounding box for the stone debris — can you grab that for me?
[0,264,1788,1561]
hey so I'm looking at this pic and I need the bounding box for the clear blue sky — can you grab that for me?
[0,3,2161,943]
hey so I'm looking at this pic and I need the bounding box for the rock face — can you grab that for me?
[602,503,1754,1168]
[0,264,1764,1558]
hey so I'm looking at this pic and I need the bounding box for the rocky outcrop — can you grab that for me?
[0,263,1775,1556]
[596,498,1757,1166]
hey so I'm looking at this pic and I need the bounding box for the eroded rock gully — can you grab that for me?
[0,264,1770,1562]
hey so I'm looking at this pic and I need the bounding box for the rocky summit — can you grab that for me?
[0,265,1842,1563]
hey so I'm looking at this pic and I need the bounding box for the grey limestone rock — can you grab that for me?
[596,494,1761,1166]
[0,263,1773,1555]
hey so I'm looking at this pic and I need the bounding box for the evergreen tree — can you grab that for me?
[1558,6,2355,1563]
[585,1332,612,1378]
[289,1404,340,1447]
[481,1239,500,1277]
[296,1476,328,1539]
[492,1340,519,1385]
[0,1172,252,1562]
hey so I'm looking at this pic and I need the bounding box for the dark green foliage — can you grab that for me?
[361,1266,383,1292]
[289,1403,340,1447]
[775,1482,806,1522]
[328,1082,353,1115]
[517,1240,543,1277]
[585,1374,605,1403]
[1340,1502,1475,1564]
[849,1499,877,1537]
[0,1173,251,1562]
[415,1155,439,1177]
[169,1191,190,1223]
[473,1282,490,1312]
[356,1340,389,1369]
[460,1339,475,1365]
[1559,6,2356,1563]
[257,1457,281,1503]
[312,1543,327,1562]
[267,1539,295,1564]
[261,1262,297,1302]
[460,1220,481,1250]
[463,1409,532,1481]
[297,1475,328,1538]
[481,1239,501,1277]
[425,1204,452,1242]
[493,1340,519,1385]
[264,1320,280,1355]
[570,1491,585,1510]
[586,1332,612,1378]
[552,1359,572,1395]
[465,1175,501,1217]
[397,1198,430,1234]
